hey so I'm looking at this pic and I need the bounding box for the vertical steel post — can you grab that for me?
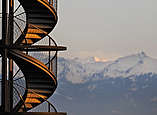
[49,37,51,70]
[48,102,50,112]
[2,0,9,112]
[56,53,57,77]
[8,0,14,111]
[1,0,14,112]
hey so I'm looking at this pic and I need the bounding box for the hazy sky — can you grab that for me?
[53,0,157,60]
[1,0,157,60]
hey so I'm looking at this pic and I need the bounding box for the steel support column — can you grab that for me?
[2,0,9,112]
[8,0,14,111]
[1,0,14,112]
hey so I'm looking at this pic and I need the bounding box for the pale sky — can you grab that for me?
[1,0,157,60]
[53,0,157,60]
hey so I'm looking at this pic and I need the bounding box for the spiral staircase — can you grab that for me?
[0,0,66,112]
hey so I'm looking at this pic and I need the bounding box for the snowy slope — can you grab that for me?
[58,52,157,83]
[103,52,157,78]
[58,57,111,83]
[54,52,157,115]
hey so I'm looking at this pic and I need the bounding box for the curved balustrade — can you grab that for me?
[42,0,57,11]
[0,0,66,112]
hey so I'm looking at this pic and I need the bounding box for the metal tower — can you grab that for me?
[0,0,66,112]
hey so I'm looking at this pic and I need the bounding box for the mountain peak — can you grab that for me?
[103,51,157,78]
[138,51,147,58]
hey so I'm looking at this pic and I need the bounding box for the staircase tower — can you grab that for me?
[0,0,66,112]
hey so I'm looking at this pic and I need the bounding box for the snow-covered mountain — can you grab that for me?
[58,56,111,83]
[58,52,157,83]
[103,52,157,78]
[52,52,157,115]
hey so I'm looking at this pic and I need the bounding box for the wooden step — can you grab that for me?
[28,14,51,19]
[28,24,52,29]
[25,98,41,104]
[28,89,52,94]
[22,39,33,44]
[28,19,53,24]
[21,104,33,109]
[27,29,47,34]
[28,84,54,89]
[25,34,42,39]
[27,93,47,99]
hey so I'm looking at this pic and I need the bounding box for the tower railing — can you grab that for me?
[41,0,57,12]
[0,0,66,112]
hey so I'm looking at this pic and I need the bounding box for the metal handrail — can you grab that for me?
[14,16,58,47]
[0,72,27,112]
[14,16,58,73]
[14,83,57,112]
[0,0,59,112]
[29,23,58,46]
[28,24,58,74]
[41,0,57,12]
[6,0,58,111]
[13,19,28,45]
[13,86,27,112]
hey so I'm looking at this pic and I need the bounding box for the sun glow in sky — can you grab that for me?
[94,57,108,62]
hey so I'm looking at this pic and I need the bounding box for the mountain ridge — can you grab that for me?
[58,52,157,84]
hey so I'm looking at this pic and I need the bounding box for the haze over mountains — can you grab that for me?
[1,52,157,115]
[51,52,157,115]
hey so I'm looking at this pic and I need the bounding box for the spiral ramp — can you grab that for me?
[0,0,66,112]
